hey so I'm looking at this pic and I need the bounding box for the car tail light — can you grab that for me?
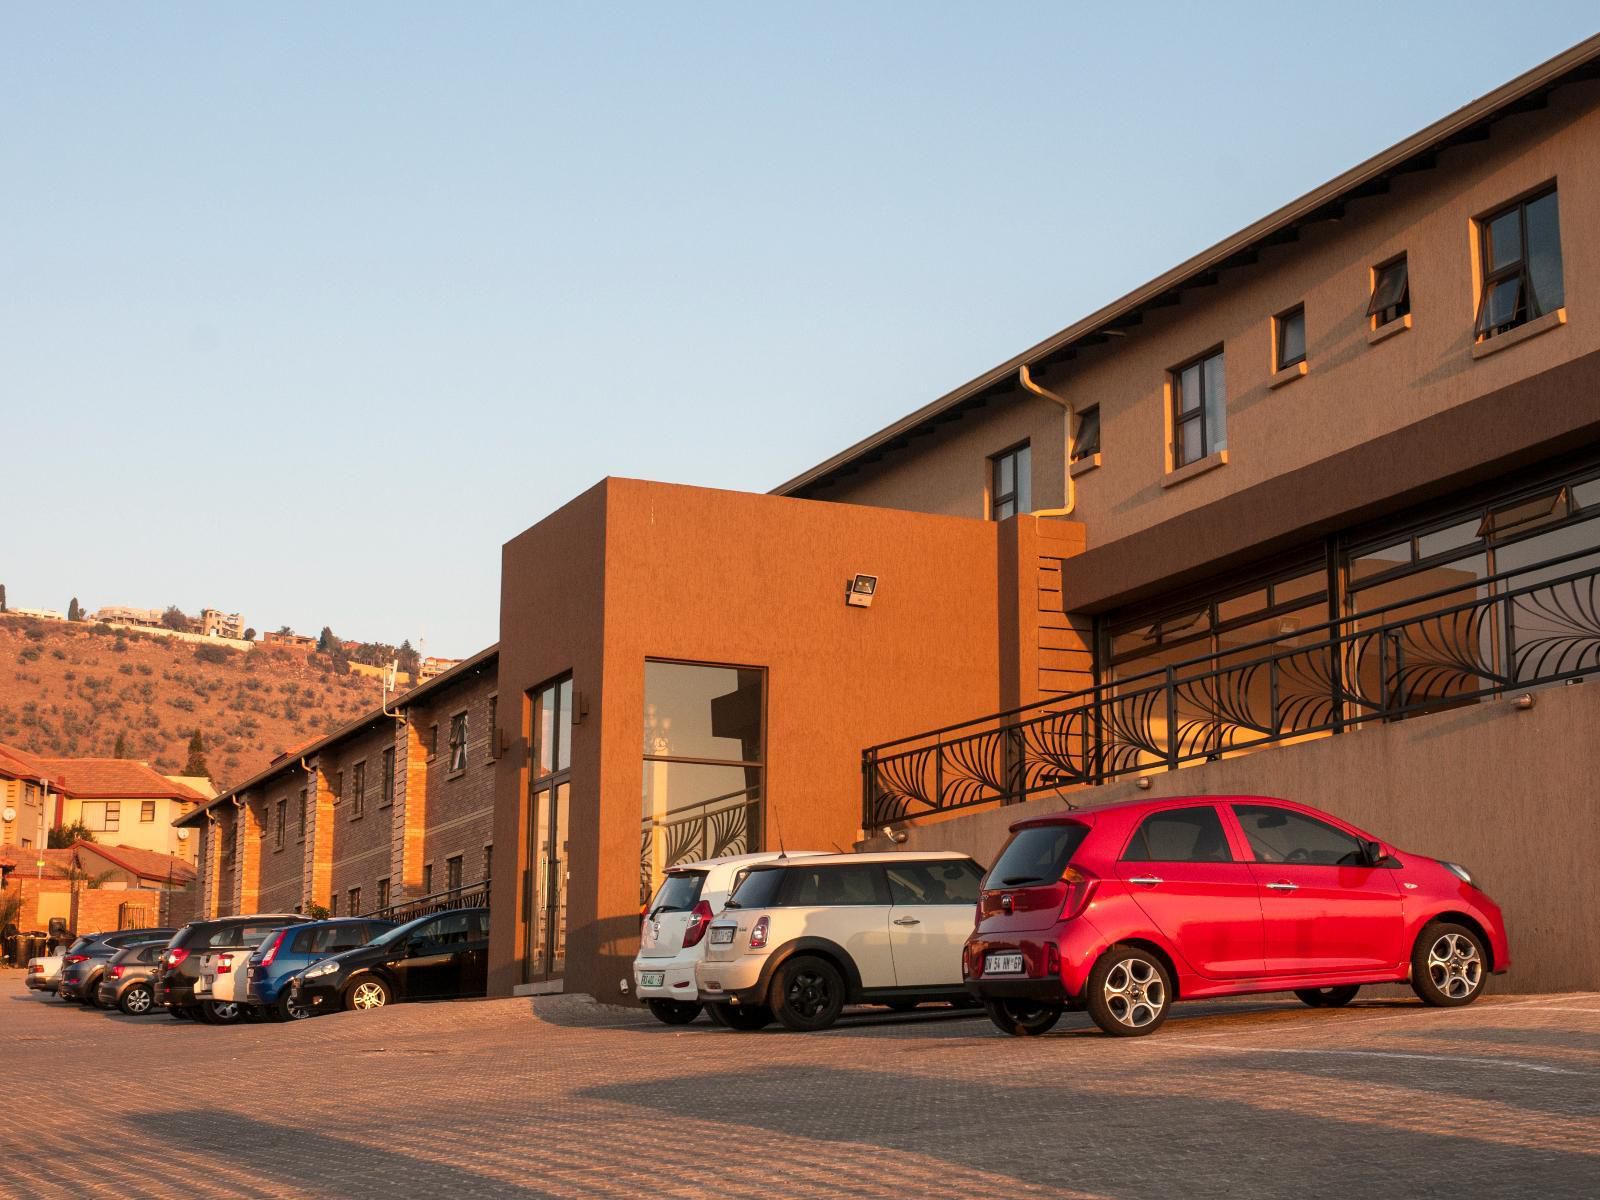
[216,953,234,974]
[67,954,89,964]
[1059,866,1098,920]
[111,965,125,979]
[259,930,287,967]
[28,964,41,975]
[680,901,716,949]
[163,947,189,969]
[1044,942,1062,977]
[749,915,770,949]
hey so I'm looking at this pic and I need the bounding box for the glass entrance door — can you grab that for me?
[524,678,572,985]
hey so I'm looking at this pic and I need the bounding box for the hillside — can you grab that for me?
[0,616,389,788]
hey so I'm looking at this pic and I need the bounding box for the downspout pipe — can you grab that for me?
[1018,364,1077,518]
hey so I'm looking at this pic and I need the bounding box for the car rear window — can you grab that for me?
[726,867,786,909]
[647,870,708,916]
[986,823,1091,888]
[66,938,94,955]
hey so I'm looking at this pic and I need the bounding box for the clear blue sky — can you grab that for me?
[5,5,1596,656]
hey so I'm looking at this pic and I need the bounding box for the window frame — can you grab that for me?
[347,886,361,916]
[1120,805,1238,864]
[274,799,286,851]
[447,710,468,774]
[1168,347,1226,471]
[377,877,391,909]
[989,442,1032,521]
[1475,185,1563,340]
[350,760,366,820]
[1273,305,1306,371]
[297,788,307,842]
[1367,254,1410,328]
[140,800,156,823]
[446,854,463,892]
[380,746,395,808]
[1230,803,1368,868]
[1072,406,1101,463]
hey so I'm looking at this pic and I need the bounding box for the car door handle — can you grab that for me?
[892,917,921,926]
[1126,875,1163,886]
[1265,881,1299,891]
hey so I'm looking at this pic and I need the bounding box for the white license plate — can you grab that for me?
[709,926,735,945]
[639,972,664,988]
[985,953,1025,975]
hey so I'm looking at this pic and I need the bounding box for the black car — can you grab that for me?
[292,907,489,1013]
[58,928,177,1005]
[154,914,312,1022]
[95,940,169,1015]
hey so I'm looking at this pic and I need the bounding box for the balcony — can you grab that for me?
[863,546,1600,829]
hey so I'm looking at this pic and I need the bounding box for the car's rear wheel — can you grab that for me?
[346,977,392,1012]
[274,990,314,1022]
[199,1000,244,1025]
[119,984,154,1016]
[983,998,1063,1037]
[1086,946,1173,1037]
[772,956,846,1032]
[709,1002,774,1031]
[1411,922,1487,1007]
[647,999,703,1025]
[1295,985,1360,1008]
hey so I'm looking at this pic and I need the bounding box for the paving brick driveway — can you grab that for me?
[4,973,1597,1199]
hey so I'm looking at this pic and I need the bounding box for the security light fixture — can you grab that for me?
[846,574,878,608]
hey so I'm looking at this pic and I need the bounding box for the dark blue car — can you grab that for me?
[245,917,395,1020]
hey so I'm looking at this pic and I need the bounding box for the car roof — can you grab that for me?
[1007,794,1302,831]
[666,850,830,872]
[744,850,976,868]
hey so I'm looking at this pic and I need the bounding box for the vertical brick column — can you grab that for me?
[390,717,429,898]
[199,814,223,919]
[231,792,264,914]
[301,760,336,911]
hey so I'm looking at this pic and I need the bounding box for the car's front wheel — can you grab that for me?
[199,1000,244,1025]
[1086,946,1173,1037]
[274,990,314,1022]
[346,977,392,1012]
[647,999,703,1025]
[771,955,846,1032]
[707,1002,773,1031]
[983,998,1063,1037]
[1295,985,1360,1008]
[1411,922,1487,1007]
[119,984,154,1016]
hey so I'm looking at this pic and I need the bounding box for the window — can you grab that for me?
[1367,255,1410,327]
[274,799,286,851]
[1476,188,1563,339]
[780,864,890,907]
[329,894,339,917]
[1170,349,1226,469]
[990,443,1031,520]
[140,800,156,823]
[1274,306,1306,370]
[377,877,391,909]
[420,911,473,947]
[422,863,433,894]
[333,770,343,804]
[482,844,493,882]
[1123,806,1234,863]
[885,860,983,905]
[293,923,369,955]
[1072,407,1101,462]
[986,823,1091,887]
[350,760,366,820]
[1232,804,1365,866]
[297,789,307,841]
[380,747,395,807]
[427,723,439,760]
[446,855,463,891]
[641,661,765,905]
[448,711,468,772]
[347,887,361,915]
[80,801,120,833]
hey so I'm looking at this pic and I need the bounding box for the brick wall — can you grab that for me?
[257,770,309,913]
[323,720,400,917]
[408,671,498,897]
[1,880,174,935]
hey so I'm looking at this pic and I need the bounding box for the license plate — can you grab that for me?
[709,926,735,945]
[639,972,664,988]
[985,953,1025,975]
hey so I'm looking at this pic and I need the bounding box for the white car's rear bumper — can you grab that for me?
[632,958,700,1002]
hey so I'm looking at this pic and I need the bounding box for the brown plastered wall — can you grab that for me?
[392,716,428,897]
[859,683,1600,995]
[489,483,610,999]
[809,80,1600,584]
[804,391,1068,519]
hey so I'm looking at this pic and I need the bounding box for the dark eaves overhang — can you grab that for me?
[174,644,500,828]
[771,33,1600,500]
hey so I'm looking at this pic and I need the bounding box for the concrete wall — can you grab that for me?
[860,681,1600,994]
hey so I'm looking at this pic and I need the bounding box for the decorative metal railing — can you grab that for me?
[864,548,1600,829]
[364,880,490,924]
[640,793,761,905]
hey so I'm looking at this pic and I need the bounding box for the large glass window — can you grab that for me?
[885,860,983,905]
[641,661,765,905]
[526,676,573,982]
[1171,349,1226,469]
[1476,188,1563,339]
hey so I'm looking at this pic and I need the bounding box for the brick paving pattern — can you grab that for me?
[3,974,1597,1198]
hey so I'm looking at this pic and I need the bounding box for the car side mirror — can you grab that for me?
[1362,839,1389,867]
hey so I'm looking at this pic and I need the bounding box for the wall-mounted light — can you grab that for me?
[1,807,14,823]
[879,826,908,844]
[1513,693,1536,710]
[1136,777,1152,790]
[846,574,878,608]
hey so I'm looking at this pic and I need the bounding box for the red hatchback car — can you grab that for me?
[965,794,1508,1037]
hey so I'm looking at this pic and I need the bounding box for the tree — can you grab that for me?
[317,626,339,653]
[183,728,211,778]
[396,639,421,678]
[162,605,189,631]
[243,627,257,641]
[49,821,95,848]
[277,625,292,635]
[67,597,82,621]
[112,732,129,758]
[0,583,6,612]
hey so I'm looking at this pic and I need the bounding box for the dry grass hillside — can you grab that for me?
[0,616,388,788]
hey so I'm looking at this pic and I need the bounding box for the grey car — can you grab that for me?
[95,940,169,1015]
[59,928,177,1006]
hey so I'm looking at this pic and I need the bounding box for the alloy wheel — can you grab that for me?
[351,981,387,1011]
[213,1002,240,1022]
[1102,957,1166,1029]
[123,987,152,1015]
[1427,932,1483,999]
[786,969,833,1020]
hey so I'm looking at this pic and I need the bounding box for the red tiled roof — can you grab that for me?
[0,847,74,878]
[0,743,57,785]
[73,841,196,885]
[25,756,208,803]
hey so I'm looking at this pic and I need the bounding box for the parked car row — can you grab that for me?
[635,794,1511,1038]
[31,907,492,1025]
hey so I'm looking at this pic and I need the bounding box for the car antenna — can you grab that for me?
[775,807,788,858]
[830,841,844,853]
[1052,785,1080,812]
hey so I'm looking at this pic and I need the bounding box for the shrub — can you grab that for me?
[195,643,233,665]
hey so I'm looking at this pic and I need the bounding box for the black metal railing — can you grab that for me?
[640,792,761,905]
[864,548,1600,829]
[364,880,490,924]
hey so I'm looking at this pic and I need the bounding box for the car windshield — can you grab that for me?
[986,823,1091,887]
[368,912,443,948]
[725,867,786,909]
[647,871,708,916]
